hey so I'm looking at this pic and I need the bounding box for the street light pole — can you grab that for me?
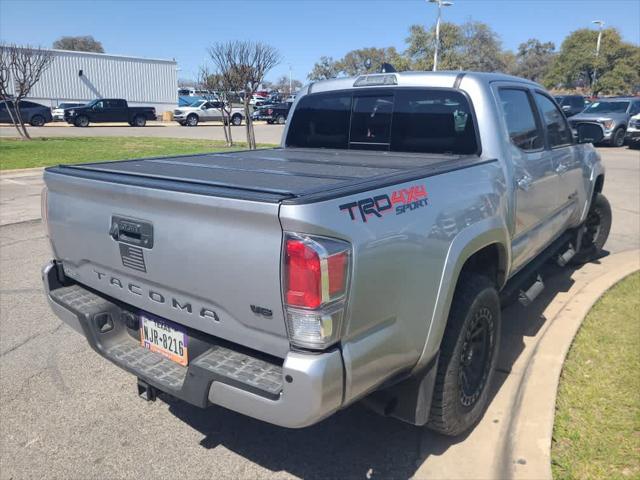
[288,63,292,95]
[592,20,604,95]
[428,0,453,72]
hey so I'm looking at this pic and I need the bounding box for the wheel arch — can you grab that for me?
[414,218,510,373]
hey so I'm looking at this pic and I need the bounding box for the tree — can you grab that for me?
[513,39,556,82]
[308,56,340,81]
[544,27,640,95]
[198,66,235,147]
[0,44,53,139]
[405,21,505,72]
[273,75,302,95]
[405,22,465,70]
[208,41,281,150]
[337,47,409,76]
[460,21,507,72]
[52,35,104,53]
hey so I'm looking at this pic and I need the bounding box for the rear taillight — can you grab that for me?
[283,233,351,349]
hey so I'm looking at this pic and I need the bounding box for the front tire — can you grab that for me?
[611,127,626,147]
[74,115,89,128]
[30,115,45,127]
[427,274,501,436]
[276,114,286,125]
[231,114,242,126]
[186,114,198,127]
[571,193,612,264]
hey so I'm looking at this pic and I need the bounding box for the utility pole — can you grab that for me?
[592,20,604,96]
[428,0,453,71]
[288,63,292,95]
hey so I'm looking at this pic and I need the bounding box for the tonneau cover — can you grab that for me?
[46,148,490,203]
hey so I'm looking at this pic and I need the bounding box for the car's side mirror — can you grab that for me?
[576,122,605,144]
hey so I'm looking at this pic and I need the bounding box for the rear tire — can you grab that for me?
[132,115,146,127]
[571,193,612,264]
[74,115,89,128]
[231,114,242,126]
[427,273,501,436]
[276,114,286,125]
[30,115,45,127]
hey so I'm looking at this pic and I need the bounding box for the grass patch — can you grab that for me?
[552,271,640,480]
[0,137,275,170]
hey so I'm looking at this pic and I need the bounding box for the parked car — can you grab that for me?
[173,99,243,127]
[626,113,640,148]
[64,99,156,127]
[52,102,85,121]
[568,97,640,147]
[0,100,52,126]
[252,102,292,124]
[554,95,588,117]
[286,94,297,103]
[249,95,268,107]
[41,71,610,435]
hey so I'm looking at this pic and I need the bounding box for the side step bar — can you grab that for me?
[518,275,545,306]
[501,231,574,305]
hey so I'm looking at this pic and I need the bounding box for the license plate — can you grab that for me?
[140,313,188,366]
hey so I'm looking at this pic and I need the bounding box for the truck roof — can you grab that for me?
[305,70,541,95]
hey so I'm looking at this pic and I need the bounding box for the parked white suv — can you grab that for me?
[173,100,243,127]
[52,102,85,121]
[626,114,640,148]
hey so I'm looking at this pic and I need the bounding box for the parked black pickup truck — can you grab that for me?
[252,102,292,124]
[64,99,156,127]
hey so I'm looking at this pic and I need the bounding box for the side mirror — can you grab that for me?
[576,122,605,144]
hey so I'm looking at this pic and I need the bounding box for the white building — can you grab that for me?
[5,47,178,115]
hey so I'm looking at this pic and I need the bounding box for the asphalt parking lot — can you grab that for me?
[0,122,285,145]
[0,147,638,479]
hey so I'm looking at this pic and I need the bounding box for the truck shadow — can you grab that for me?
[164,256,604,479]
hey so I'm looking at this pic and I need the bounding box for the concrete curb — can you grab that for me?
[0,166,45,176]
[505,249,640,479]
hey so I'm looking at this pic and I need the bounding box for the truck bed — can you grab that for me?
[45,148,492,204]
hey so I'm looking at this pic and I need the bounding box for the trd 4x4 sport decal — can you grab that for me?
[339,185,429,223]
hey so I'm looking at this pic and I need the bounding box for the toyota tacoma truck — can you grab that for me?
[64,98,156,127]
[41,71,611,435]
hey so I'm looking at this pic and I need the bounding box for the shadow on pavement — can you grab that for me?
[163,257,602,479]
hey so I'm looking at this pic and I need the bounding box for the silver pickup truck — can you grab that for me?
[41,71,611,436]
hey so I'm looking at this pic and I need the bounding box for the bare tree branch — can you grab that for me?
[0,44,53,140]
[207,41,281,149]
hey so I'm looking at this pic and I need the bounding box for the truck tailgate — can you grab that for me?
[44,170,289,358]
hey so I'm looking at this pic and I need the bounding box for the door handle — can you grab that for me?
[517,175,533,191]
[555,163,569,174]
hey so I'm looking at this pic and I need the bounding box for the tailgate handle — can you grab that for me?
[110,216,154,249]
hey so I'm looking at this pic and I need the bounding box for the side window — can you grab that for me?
[534,92,572,148]
[94,101,104,109]
[629,102,640,115]
[498,89,544,151]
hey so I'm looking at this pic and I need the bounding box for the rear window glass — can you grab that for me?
[286,88,478,155]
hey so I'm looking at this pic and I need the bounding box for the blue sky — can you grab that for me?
[1,0,639,83]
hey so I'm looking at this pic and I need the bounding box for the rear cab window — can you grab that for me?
[285,88,479,155]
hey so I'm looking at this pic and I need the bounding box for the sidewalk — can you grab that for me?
[414,249,640,479]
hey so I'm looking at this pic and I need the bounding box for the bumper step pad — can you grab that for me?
[107,342,187,390]
[193,346,283,397]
